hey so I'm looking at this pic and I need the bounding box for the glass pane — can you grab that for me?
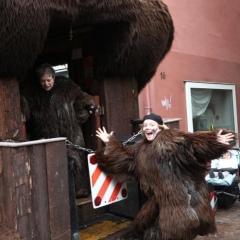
[53,64,69,77]
[192,89,234,132]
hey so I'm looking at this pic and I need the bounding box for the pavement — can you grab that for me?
[196,199,240,240]
[79,183,240,240]
[79,200,240,240]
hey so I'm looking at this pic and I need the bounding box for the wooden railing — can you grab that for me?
[0,138,70,240]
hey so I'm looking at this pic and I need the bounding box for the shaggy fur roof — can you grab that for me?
[0,0,174,91]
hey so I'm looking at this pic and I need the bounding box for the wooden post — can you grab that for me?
[0,138,71,240]
[99,77,139,138]
[0,78,23,139]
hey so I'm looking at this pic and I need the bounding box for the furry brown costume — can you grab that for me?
[21,75,95,197]
[95,129,236,239]
[0,0,174,92]
[0,223,21,240]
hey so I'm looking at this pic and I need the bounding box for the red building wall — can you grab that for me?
[139,0,240,131]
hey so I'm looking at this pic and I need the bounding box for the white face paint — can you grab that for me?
[142,119,161,141]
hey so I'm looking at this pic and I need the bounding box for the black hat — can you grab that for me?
[143,113,163,125]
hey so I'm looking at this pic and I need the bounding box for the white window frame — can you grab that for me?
[185,82,238,133]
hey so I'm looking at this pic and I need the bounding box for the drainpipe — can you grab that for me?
[144,83,152,115]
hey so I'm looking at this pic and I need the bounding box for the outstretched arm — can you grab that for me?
[95,127,136,182]
[186,129,237,163]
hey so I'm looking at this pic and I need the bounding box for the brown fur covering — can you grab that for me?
[0,0,174,91]
[21,75,95,197]
[0,223,21,240]
[96,129,236,239]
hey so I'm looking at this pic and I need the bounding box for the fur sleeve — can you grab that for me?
[55,76,95,124]
[95,136,136,182]
[185,129,237,163]
[74,91,95,124]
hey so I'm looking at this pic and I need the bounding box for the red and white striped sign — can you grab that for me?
[87,153,128,209]
[209,191,216,213]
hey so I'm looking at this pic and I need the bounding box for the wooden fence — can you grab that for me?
[0,138,71,240]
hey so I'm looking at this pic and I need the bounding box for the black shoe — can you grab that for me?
[218,171,224,179]
[209,169,215,178]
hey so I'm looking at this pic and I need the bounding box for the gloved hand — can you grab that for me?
[84,104,97,113]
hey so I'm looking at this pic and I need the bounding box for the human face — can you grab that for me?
[142,119,160,141]
[222,151,231,159]
[39,74,54,91]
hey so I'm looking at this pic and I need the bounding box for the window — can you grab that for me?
[185,82,238,133]
[53,64,69,77]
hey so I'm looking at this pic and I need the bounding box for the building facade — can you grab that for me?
[139,0,240,134]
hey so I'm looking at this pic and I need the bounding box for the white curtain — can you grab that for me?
[191,89,212,118]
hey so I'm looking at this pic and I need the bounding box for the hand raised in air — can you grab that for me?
[96,127,114,143]
[217,129,235,145]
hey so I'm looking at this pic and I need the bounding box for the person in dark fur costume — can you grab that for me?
[95,113,237,240]
[21,63,95,240]
[21,63,95,197]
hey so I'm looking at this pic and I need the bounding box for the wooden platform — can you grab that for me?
[76,196,92,206]
[76,181,140,239]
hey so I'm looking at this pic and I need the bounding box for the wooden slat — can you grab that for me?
[99,77,139,138]
[0,139,71,240]
[2,147,15,228]
[45,141,71,240]
[0,147,3,223]
[28,144,51,240]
